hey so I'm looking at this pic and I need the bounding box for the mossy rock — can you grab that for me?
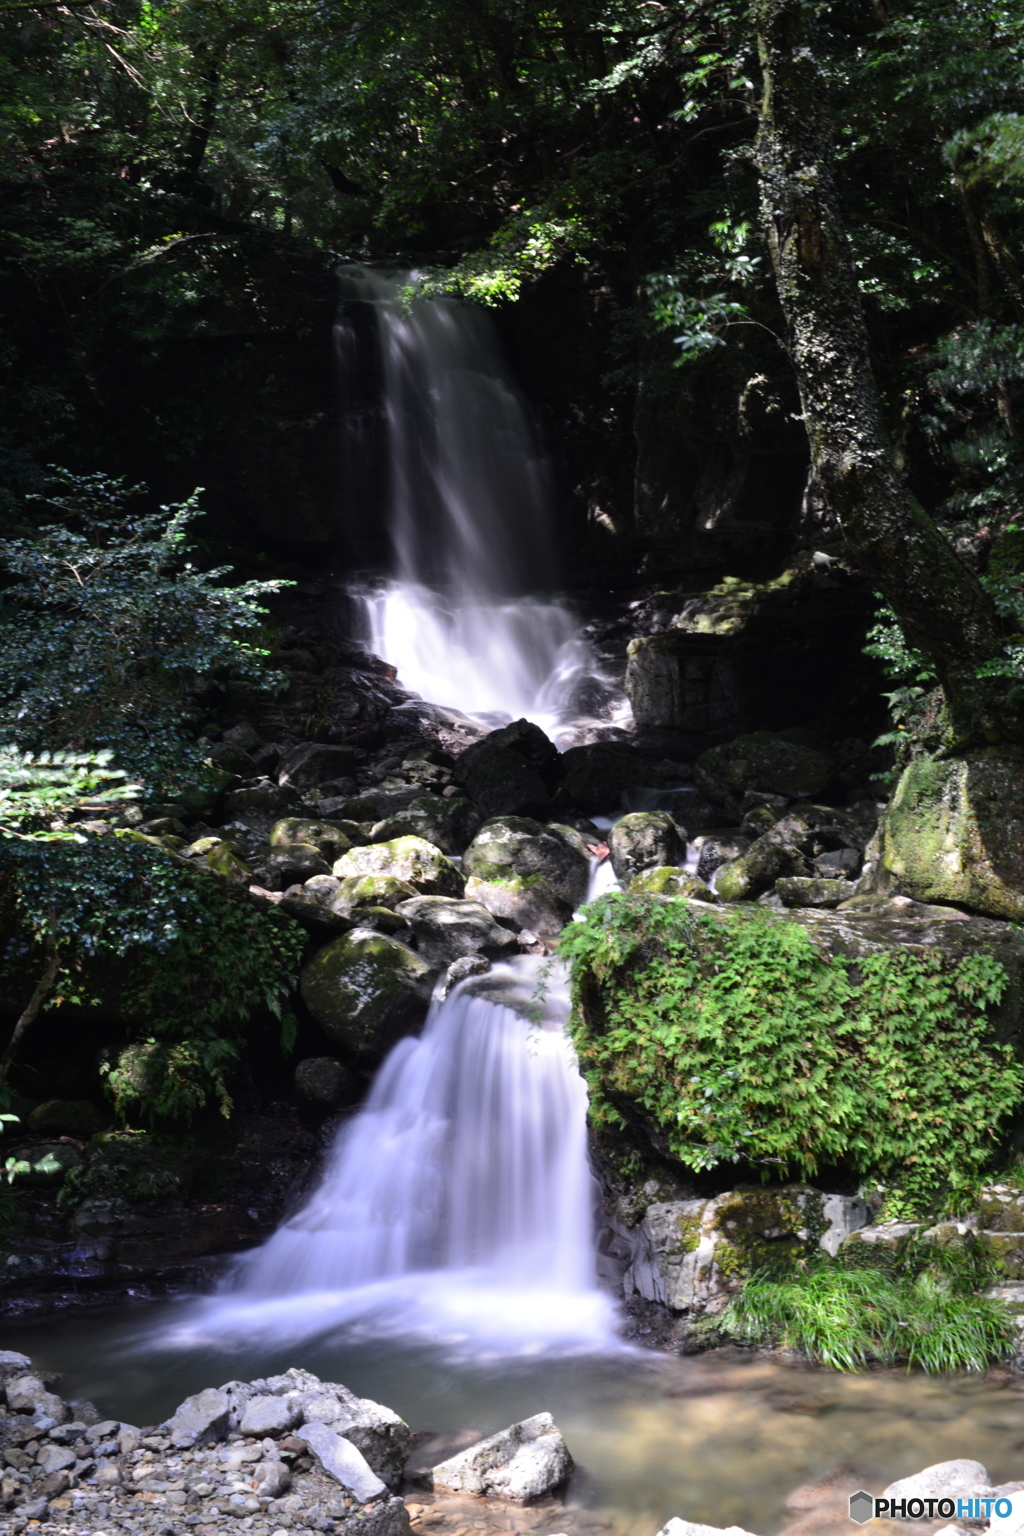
[299,928,432,1061]
[332,875,420,911]
[694,732,835,810]
[714,815,811,902]
[629,867,717,902]
[270,817,354,862]
[609,811,685,884]
[883,749,1024,920]
[25,1099,108,1138]
[204,841,253,885]
[775,876,851,909]
[253,842,332,891]
[370,795,482,856]
[332,835,464,897]
[462,816,589,933]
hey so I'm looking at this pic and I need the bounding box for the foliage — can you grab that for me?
[564,893,1022,1207]
[0,833,306,1126]
[57,1129,198,1212]
[0,470,288,795]
[723,1251,1014,1373]
[0,745,139,841]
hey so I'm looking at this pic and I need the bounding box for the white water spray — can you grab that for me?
[339,268,624,735]
[167,964,618,1356]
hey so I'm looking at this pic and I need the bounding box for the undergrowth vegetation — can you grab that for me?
[722,1238,1014,1372]
[564,892,1022,1212]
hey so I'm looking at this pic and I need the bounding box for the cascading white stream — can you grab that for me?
[164,964,618,1355]
[340,267,624,735]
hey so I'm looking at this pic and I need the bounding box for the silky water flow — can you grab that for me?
[340,267,623,735]
[165,962,619,1356]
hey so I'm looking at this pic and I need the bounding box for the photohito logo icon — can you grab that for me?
[848,1491,874,1524]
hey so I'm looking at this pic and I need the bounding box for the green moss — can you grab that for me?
[562,892,1022,1207]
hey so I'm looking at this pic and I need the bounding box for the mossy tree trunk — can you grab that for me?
[753,0,1021,748]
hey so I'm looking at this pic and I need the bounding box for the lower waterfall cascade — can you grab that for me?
[163,962,620,1358]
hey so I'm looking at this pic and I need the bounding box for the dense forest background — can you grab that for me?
[4,0,1024,590]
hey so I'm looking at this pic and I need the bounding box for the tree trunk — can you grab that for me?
[0,922,59,1091]
[753,0,1021,748]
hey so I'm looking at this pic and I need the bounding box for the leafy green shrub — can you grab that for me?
[0,833,305,1125]
[723,1253,1013,1372]
[564,893,1022,1207]
[57,1129,198,1211]
[0,469,288,794]
[0,744,138,841]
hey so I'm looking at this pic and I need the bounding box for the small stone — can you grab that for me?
[36,1443,76,1474]
[296,1421,386,1502]
[239,1397,302,1438]
[165,1388,230,1449]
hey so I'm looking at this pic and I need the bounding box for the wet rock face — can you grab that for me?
[625,631,747,736]
[462,817,590,934]
[300,928,433,1062]
[394,896,519,967]
[333,836,465,897]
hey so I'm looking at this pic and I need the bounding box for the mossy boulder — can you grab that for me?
[370,795,482,856]
[624,631,746,736]
[204,841,253,886]
[252,842,332,891]
[332,836,464,897]
[714,814,811,902]
[394,895,519,967]
[25,1099,108,1138]
[694,731,835,813]
[300,928,433,1061]
[882,750,1024,920]
[775,876,851,909]
[557,741,653,814]
[629,867,717,902]
[609,811,685,884]
[332,874,420,912]
[270,817,354,862]
[462,816,590,933]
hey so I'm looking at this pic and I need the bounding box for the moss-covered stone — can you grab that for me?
[300,928,433,1061]
[370,795,482,856]
[462,816,589,933]
[714,814,811,902]
[609,812,685,884]
[628,867,717,902]
[883,749,1024,920]
[204,841,253,885]
[270,817,354,862]
[332,836,464,897]
[332,874,420,912]
[775,876,851,908]
[694,732,835,810]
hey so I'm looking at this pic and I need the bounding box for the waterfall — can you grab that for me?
[166,963,618,1356]
[338,268,622,736]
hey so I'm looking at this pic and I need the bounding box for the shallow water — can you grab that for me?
[6,1302,1023,1536]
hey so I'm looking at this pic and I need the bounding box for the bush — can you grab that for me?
[563,893,1023,1208]
[0,469,288,795]
[0,833,305,1125]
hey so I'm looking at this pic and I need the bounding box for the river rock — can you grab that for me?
[332,874,421,914]
[333,836,464,896]
[5,1374,69,1423]
[253,841,333,889]
[883,1461,989,1502]
[624,783,722,833]
[278,742,363,791]
[430,1411,572,1502]
[629,867,717,901]
[205,840,253,884]
[299,1420,388,1501]
[695,834,750,884]
[300,929,432,1061]
[714,815,812,902]
[694,732,835,813]
[558,740,652,813]
[270,815,355,861]
[610,811,686,883]
[371,794,482,856]
[455,718,556,818]
[294,1056,359,1118]
[775,876,852,909]
[224,778,298,819]
[463,816,590,933]
[263,1367,411,1486]
[394,895,518,966]
[165,1386,231,1448]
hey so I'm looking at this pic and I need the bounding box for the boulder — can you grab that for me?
[775,877,852,909]
[300,929,432,1061]
[5,1374,70,1423]
[370,795,482,856]
[609,812,686,884]
[882,750,1024,921]
[204,841,253,885]
[714,815,812,902]
[164,1387,230,1448]
[625,631,746,735]
[558,741,653,814]
[25,1099,106,1138]
[455,719,557,818]
[297,1420,387,1502]
[629,868,717,902]
[293,1057,359,1118]
[207,741,260,778]
[430,1412,572,1502]
[332,875,420,914]
[277,743,363,792]
[883,1462,988,1503]
[694,732,835,813]
[463,817,590,933]
[253,842,333,890]
[624,1188,870,1314]
[240,1394,302,1437]
[694,834,749,884]
[624,784,721,833]
[270,817,354,862]
[333,837,464,897]
[394,896,518,967]
[260,1368,410,1488]
[224,780,298,819]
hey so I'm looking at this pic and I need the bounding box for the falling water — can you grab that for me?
[338,268,622,734]
[165,962,618,1356]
